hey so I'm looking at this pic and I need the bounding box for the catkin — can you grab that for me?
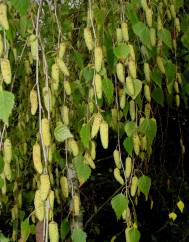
[3,138,12,164]
[141,0,148,11]
[128,44,135,61]
[170,4,176,19]
[94,46,103,73]
[30,89,38,115]
[68,138,79,157]
[4,162,12,181]
[125,157,132,178]
[113,149,121,169]
[145,8,153,27]
[91,113,102,138]
[84,27,94,51]
[145,103,151,118]
[73,195,80,216]
[64,80,71,95]
[1,58,11,84]
[42,118,51,147]
[144,63,151,83]
[90,141,96,160]
[0,34,3,57]
[175,94,180,107]
[51,63,60,91]
[121,22,129,42]
[132,133,140,156]
[0,3,9,30]
[116,28,123,43]
[175,17,180,32]
[130,176,138,197]
[49,190,55,209]
[100,120,109,149]
[84,152,96,169]
[174,81,179,93]
[58,42,66,58]
[43,87,52,112]
[60,176,69,198]
[57,58,69,76]
[114,168,124,185]
[129,100,136,121]
[34,190,45,221]
[49,221,59,242]
[94,73,102,99]
[62,105,69,125]
[116,63,125,84]
[128,60,137,79]
[29,34,38,61]
[144,84,151,102]
[126,76,135,96]
[156,56,165,74]
[119,89,126,109]
[150,27,156,47]
[40,174,50,201]
[33,143,43,174]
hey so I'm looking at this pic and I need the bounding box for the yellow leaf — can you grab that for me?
[177,200,184,213]
[168,212,177,221]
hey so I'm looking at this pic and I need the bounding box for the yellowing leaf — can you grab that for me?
[168,212,177,221]
[177,200,184,213]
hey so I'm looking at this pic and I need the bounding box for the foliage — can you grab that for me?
[0,0,188,241]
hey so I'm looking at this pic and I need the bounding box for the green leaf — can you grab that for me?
[20,15,31,37]
[60,218,70,240]
[0,91,15,125]
[54,123,73,142]
[72,228,87,242]
[125,79,142,100]
[10,0,29,16]
[132,22,151,48]
[21,218,30,241]
[104,31,114,72]
[123,137,133,156]
[113,43,130,59]
[174,0,184,9]
[0,233,9,242]
[151,68,162,88]
[165,61,176,94]
[152,87,164,106]
[73,155,91,185]
[93,7,105,26]
[80,123,90,149]
[126,3,139,25]
[124,122,137,137]
[129,228,141,242]
[0,176,4,189]
[139,118,157,144]
[181,30,189,48]
[83,67,94,82]
[102,78,114,105]
[72,50,84,69]
[111,193,129,220]
[0,155,4,173]
[158,28,172,49]
[138,175,151,200]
